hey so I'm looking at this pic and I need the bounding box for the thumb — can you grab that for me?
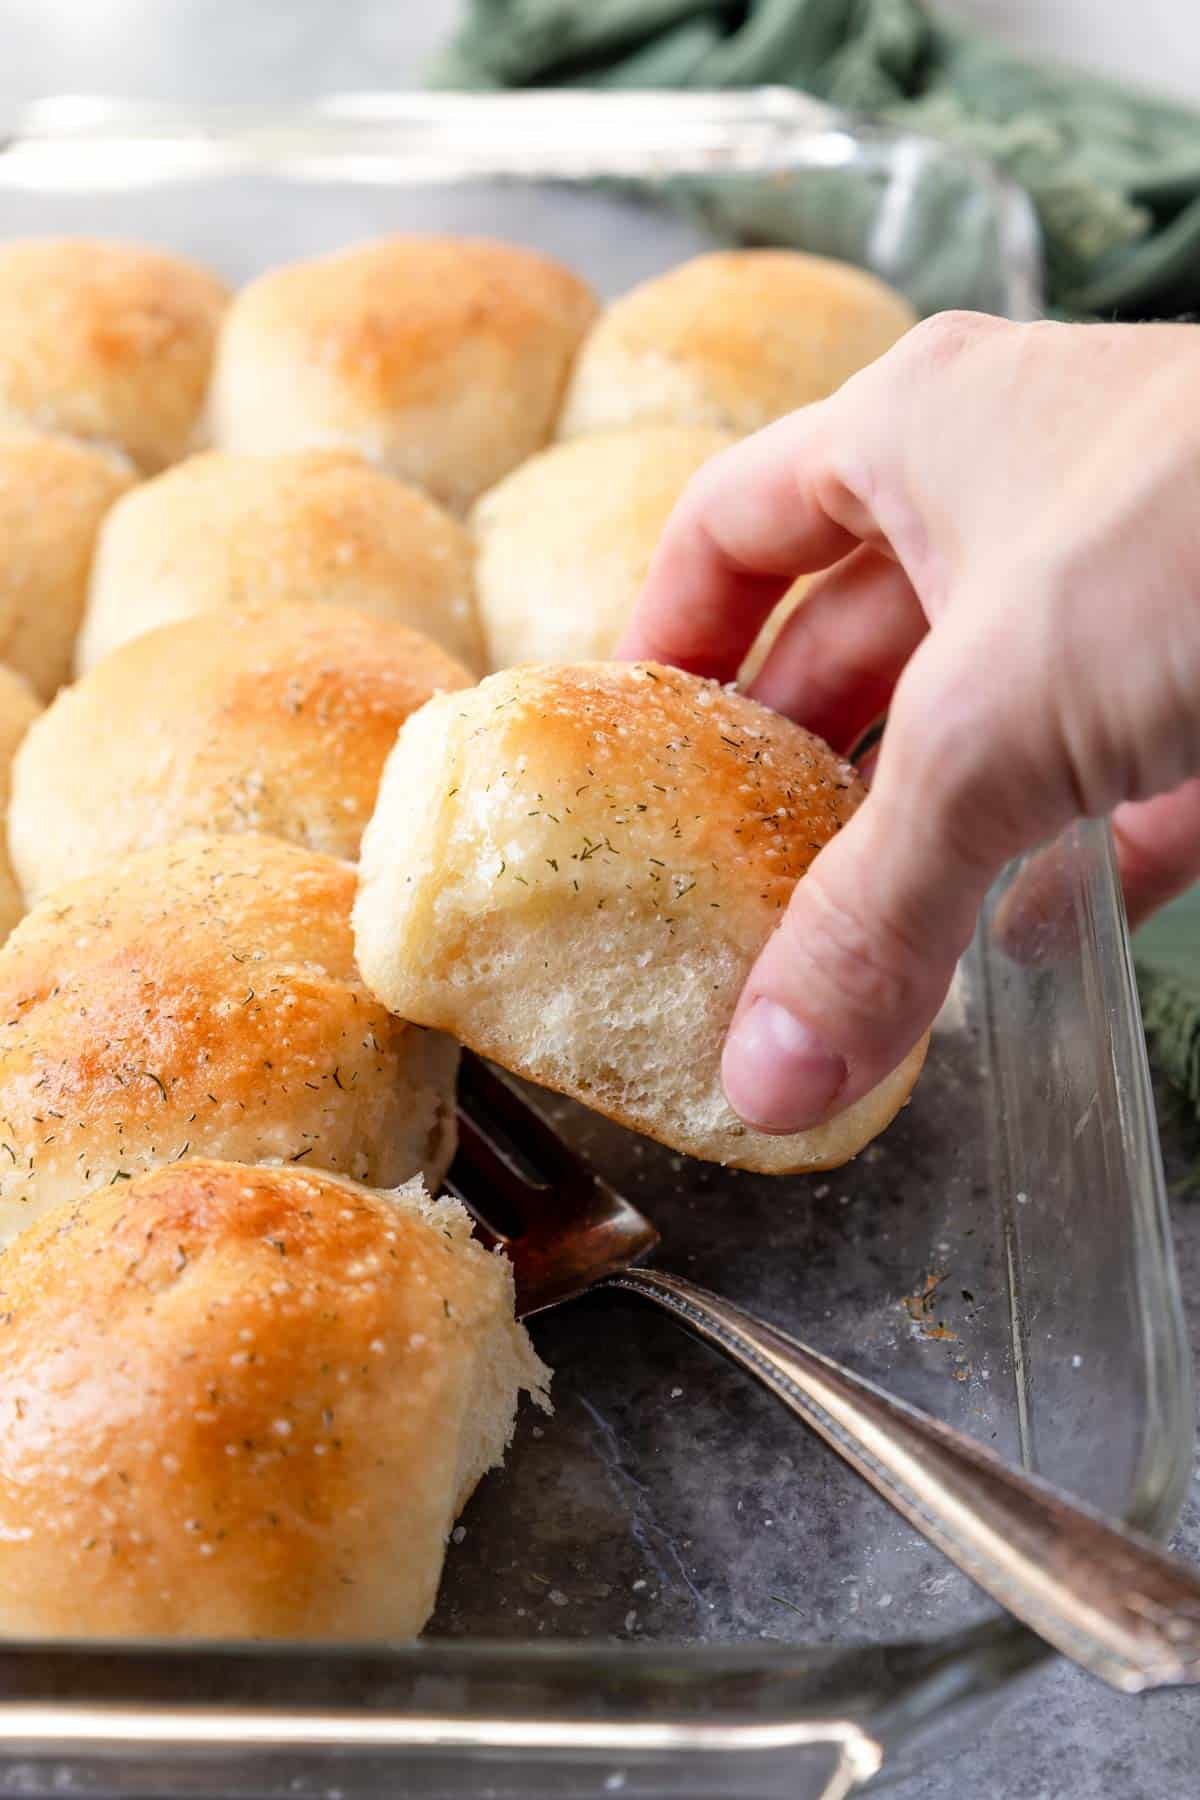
[721,635,1068,1132]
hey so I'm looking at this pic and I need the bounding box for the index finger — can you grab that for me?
[616,403,865,680]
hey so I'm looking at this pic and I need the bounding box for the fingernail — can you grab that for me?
[722,999,847,1133]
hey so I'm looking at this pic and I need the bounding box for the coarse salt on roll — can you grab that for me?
[12,600,474,904]
[354,662,926,1174]
[0,1159,546,1639]
[0,833,459,1245]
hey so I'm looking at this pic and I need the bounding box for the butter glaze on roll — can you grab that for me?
[354,663,926,1173]
[12,601,474,904]
[0,834,458,1246]
[0,238,229,473]
[558,250,916,440]
[0,430,134,697]
[209,237,599,514]
[0,1160,547,1640]
[78,449,484,674]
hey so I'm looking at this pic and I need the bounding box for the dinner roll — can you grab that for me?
[355,663,926,1174]
[209,236,598,513]
[557,250,916,439]
[0,1159,547,1639]
[471,425,808,677]
[78,449,483,673]
[0,430,134,696]
[0,238,229,473]
[0,834,458,1246]
[471,425,732,669]
[12,602,474,903]
[0,666,40,940]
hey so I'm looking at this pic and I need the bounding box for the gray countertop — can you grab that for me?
[0,2,1197,1793]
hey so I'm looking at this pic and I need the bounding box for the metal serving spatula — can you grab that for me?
[446,1053,1200,1695]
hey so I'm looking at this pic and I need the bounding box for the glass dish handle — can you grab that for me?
[606,1267,1200,1693]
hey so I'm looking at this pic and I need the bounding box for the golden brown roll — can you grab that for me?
[0,238,229,473]
[557,250,916,440]
[354,663,926,1174]
[0,1159,547,1640]
[78,449,484,674]
[209,236,599,514]
[0,666,40,939]
[12,601,474,903]
[0,834,458,1246]
[0,429,134,696]
[471,424,808,677]
[470,425,733,669]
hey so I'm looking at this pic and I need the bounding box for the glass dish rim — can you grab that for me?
[0,88,1187,1783]
[0,85,1044,318]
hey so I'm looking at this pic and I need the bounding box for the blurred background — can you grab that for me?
[0,0,1194,107]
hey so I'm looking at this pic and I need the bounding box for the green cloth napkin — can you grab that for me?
[432,0,1200,318]
[1138,895,1200,1123]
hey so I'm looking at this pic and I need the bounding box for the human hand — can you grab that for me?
[618,313,1200,1134]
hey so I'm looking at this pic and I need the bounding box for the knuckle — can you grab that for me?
[670,438,751,540]
[683,441,740,509]
[781,868,921,1027]
[669,473,724,551]
[883,655,1029,874]
[893,309,1004,376]
[887,655,981,797]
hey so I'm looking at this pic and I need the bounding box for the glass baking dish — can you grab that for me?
[0,89,1188,1799]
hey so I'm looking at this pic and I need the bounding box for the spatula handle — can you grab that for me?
[607,1267,1200,1693]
